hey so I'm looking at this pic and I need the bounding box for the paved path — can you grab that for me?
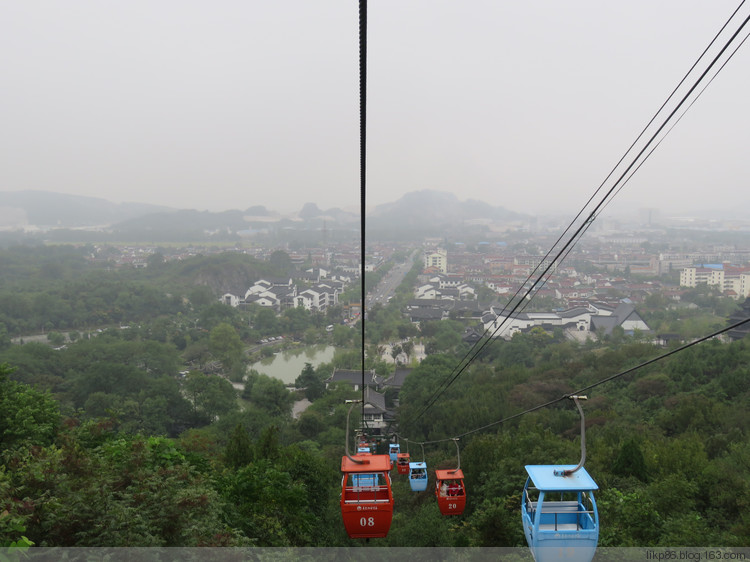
[381,341,425,364]
[292,398,311,419]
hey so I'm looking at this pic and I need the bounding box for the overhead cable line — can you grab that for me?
[598,25,750,218]
[359,0,368,417]
[506,0,750,322]
[399,3,750,429]
[561,23,750,277]
[451,1,750,380]
[406,316,750,447]
[523,4,750,308]
[528,0,749,280]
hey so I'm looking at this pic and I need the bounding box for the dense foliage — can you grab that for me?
[0,247,288,339]
[2,325,749,547]
[1,246,748,548]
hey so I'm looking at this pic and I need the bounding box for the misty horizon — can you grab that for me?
[2,1,750,222]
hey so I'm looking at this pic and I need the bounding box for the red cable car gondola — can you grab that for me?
[434,438,466,515]
[435,468,466,515]
[341,454,394,538]
[340,401,394,539]
[396,452,411,475]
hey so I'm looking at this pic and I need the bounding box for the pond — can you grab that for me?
[249,345,336,385]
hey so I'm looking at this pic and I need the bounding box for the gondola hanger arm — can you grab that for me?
[345,400,368,464]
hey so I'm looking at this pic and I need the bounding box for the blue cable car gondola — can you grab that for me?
[388,443,400,463]
[522,465,599,562]
[408,461,428,491]
[521,395,599,562]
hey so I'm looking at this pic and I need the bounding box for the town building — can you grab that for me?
[423,248,447,274]
[680,265,750,298]
[481,301,650,339]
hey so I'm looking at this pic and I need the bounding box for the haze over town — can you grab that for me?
[2,1,750,219]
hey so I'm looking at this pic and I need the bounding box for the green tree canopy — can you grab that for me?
[209,322,245,378]
[185,371,239,423]
[246,374,294,418]
[0,364,60,450]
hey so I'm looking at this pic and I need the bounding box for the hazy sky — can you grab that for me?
[2,1,749,218]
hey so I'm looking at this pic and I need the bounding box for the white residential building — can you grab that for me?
[680,266,720,288]
[681,265,750,298]
[481,303,648,339]
[244,278,297,311]
[220,293,241,307]
[423,248,447,273]
[295,282,340,312]
[415,284,440,299]
[245,294,279,309]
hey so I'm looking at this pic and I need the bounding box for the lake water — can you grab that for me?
[249,345,336,385]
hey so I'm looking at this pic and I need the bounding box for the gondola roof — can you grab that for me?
[525,465,598,491]
[341,454,392,473]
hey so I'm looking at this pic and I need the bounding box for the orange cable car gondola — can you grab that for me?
[396,452,411,475]
[434,438,466,516]
[435,468,466,515]
[341,454,394,538]
[340,401,394,539]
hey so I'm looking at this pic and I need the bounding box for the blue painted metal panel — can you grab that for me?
[388,444,400,462]
[522,469,600,562]
[352,473,378,487]
[525,465,598,491]
[408,461,428,492]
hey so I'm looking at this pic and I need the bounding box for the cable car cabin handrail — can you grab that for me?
[539,510,595,532]
[347,485,390,493]
[342,483,391,504]
[537,507,595,515]
[529,500,589,512]
[524,498,596,533]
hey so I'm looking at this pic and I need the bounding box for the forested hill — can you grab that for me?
[0,247,289,336]
[1,312,749,547]
[0,189,528,244]
[0,248,748,547]
[0,190,169,228]
[367,190,528,237]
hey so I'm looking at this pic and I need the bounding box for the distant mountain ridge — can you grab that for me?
[0,189,524,235]
[368,190,524,230]
[0,191,172,228]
